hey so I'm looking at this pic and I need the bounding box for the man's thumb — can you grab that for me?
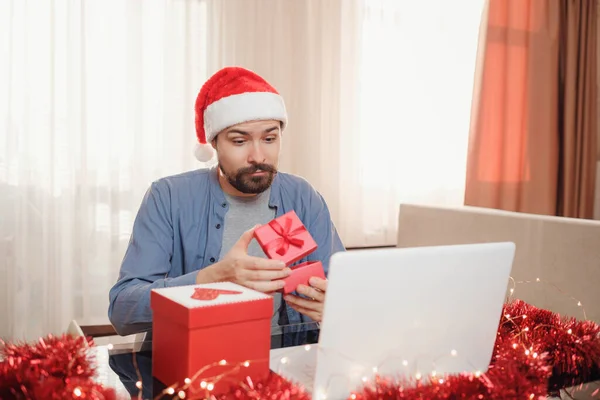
[234,224,261,251]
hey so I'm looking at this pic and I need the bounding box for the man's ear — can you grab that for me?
[211,137,218,150]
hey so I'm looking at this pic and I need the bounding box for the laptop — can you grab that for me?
[270,242,515,399]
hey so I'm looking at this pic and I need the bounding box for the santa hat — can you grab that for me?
[193,67,288,162]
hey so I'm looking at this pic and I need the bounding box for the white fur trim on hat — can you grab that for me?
[194,143,215,162]
[203,91,287,143]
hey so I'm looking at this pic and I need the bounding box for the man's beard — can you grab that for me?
[219,162,277,194]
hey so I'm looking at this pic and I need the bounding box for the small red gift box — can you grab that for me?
[282,261,326,294]
[150,282,272,396]
[253,210,318,266]
[254,210,324,293]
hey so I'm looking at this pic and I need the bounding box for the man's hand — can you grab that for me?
[284,277,328,322]
[196,225,290,293]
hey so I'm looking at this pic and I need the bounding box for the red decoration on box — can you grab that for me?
[151,283,273,396]
[282,261,326,294]
[191,287,242,300]
[254,210,317,266]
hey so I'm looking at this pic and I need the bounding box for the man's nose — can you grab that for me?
[247,141,265,162]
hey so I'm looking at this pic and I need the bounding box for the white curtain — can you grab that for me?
[1,0,487,340]
[351,0,487,245]
[0,0,208,341]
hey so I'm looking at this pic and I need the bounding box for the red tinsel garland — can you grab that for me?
[0,334,116,400]
[351,299,600,400]
[1,300,599,400]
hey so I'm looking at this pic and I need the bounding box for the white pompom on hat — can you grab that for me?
[193,67,288,162]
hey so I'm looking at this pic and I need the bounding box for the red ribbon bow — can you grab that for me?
[191,288,242,301]
[265,217,305,256]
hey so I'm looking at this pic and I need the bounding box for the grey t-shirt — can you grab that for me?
[218,188,285,332]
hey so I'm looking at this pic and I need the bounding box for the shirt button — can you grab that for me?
[216,223,221,229]
[210,257,215,263]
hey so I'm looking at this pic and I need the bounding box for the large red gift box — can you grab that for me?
[150,282,273,396]
[253,210,324,294]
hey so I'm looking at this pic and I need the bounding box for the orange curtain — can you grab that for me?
[464,0,597,218]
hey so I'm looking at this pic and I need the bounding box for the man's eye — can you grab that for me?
[232,140,245,145]
[264,136,276,142]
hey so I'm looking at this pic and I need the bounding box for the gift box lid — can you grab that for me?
[151,282,273,329]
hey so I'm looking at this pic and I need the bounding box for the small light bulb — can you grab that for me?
[166,388,175,395]
[567,329,572,334]
[73,388,82,397]
[200,381,207,389]
[135,381,142,389]
[577,301,582,306]
[451,349,458,356]
[524,327,529,332]
[525,350,530,355]
[207,383,214,391]
[529,394,535,399]
[304,345,311,351]
[522,315,527,319]
[280,357,288,364]
[402,360,408,366]
[536,278,540,282]
[533,352,538,358]
[351,395,357,399]
[219,359,227,365]
[512,343,517,349]
[107,343,114,350]
[415,372,422,380]
[362,376,368,382]
[243,361,250,367]
[510,288,514,294]
[184,378,191,384]
[505,314,510,318]
[178,390,186,399]
[431,370,437,377]
[474,371,481,377]
[439,379,445,384]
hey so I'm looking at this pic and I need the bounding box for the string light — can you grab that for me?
[184,377,191,384]
[135,380,142,389]
[508,276,587,320]
[106,343,113,350]
[178,390,186,399]
[72,387,82,397]
[134,279,594,400]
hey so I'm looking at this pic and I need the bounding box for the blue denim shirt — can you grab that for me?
[108,167,345,335]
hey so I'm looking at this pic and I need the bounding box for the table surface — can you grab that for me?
[92,323,600,400]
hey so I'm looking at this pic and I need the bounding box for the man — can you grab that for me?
[108,66,345,336]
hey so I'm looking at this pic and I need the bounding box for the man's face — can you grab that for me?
[213,119,282,195]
